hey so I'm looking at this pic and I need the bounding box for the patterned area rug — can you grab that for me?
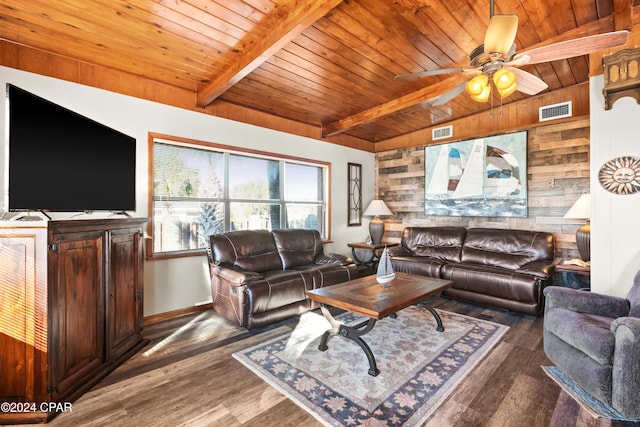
[233,306,508,426]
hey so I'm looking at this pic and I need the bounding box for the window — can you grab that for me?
[148,134,330,258]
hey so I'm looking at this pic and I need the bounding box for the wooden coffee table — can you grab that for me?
[305,272,453,376]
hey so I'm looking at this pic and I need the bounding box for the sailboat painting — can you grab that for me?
[424,131,527,217]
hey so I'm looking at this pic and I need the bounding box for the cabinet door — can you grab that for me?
[49,232,105,400]
[0,228,47,404]
[107,229,143,361]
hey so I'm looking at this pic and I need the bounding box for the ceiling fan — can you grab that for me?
[395,0,629,106]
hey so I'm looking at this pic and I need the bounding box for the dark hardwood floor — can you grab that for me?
[41,297,562,427]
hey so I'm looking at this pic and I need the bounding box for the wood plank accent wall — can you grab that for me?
[376,117,591,260]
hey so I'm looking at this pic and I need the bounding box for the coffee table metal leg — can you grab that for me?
[417,302,445,332]
[317,304,380,376]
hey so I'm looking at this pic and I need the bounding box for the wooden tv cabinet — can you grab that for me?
[0,217,148,424]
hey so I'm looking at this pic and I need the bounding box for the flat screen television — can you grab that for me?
[5,84,136,213]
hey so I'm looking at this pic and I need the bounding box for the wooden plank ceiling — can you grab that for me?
[0,0,635,145]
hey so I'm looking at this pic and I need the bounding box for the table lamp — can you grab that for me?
[363,200,393,244]
[564,194,591,262]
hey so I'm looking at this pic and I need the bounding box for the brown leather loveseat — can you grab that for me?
[388,227,556,315]
[207,229,363,329]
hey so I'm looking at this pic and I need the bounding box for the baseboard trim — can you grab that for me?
[144,303,214,325]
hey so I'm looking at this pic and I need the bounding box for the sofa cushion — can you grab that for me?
[399,226,466,262]
[390,256,444,278]
[246,269,314,313]
[441,262,542,305]
[290,263,360,288]
[272,229,323,269]
[210,230,283,272]
[461,228,554,270]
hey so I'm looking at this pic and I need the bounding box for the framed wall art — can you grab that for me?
[424,131,528,217]
[598,155,640,195]
[348,162,362,226]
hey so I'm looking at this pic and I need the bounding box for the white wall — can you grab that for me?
[590,74,640,297]
[0,66,375,316]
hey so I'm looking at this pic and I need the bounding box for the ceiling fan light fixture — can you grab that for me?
[471,86,491,102]
[466,74,489,96]
[493,69,518,98]
[496,81,518,98]
[466,75,491,102]
[493,69,516,90]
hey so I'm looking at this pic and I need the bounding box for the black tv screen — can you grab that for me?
[6,84,136,212]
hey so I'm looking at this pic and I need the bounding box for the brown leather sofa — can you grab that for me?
[388,227,556,315]
[207,229,364,329]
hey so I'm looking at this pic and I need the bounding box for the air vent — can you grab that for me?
[539,101,572,122]
[432,125,453,140]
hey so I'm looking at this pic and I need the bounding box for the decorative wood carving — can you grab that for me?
[602,48,640,110]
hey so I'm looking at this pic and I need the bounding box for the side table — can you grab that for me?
[347,242,399,273]
[554,259,591,290]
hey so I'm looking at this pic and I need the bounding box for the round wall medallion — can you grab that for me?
[598,156,640,195]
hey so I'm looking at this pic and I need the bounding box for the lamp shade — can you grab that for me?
[564,194,591,219]
[493,69,516,89]
[363,200,393,217]
[493,69,518,98]
[466,75,488,95]
[496,82,518,98]
[465,75,491,102]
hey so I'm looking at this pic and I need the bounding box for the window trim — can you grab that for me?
[146,132,331,260]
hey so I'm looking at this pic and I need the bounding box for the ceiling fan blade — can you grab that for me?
[510,30,629,66]
[432,81,468,106]
[394,66,477,79]
[508,68,548,95]
[484,14,519,58]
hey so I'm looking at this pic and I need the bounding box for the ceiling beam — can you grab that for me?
[196,0,343,107]
[613,0,632,31]
[321,74,469,138]
[321,16,619,138]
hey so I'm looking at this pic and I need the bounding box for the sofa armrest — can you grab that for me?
[611,316,640,418]
[516,261,555,279]
[544,286,630,317]
[212,263,264,286]
[387,246,412,257]
[315,253,353,266]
